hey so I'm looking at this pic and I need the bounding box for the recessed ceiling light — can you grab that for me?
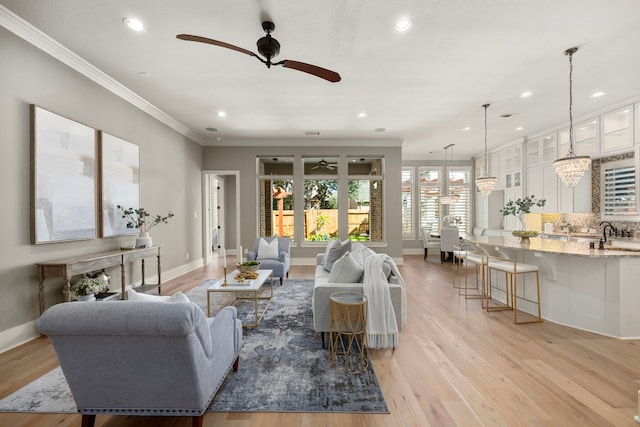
[217,111,227,118]
[394,18,413,32]
[516,126,524,131]
[374,128,386,132]
[462,127,471,131]
[123,17,145,33]
[356,112,368,119]
[520,91,534,98]
[590,91,607,98]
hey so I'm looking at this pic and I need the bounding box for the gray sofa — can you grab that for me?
[312,252,404,346]
[38,301,242,427]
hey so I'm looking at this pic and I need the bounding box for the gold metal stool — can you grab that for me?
[328,292,368,374]
[453,244,485,299]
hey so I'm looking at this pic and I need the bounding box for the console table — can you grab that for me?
[35,246,161,315]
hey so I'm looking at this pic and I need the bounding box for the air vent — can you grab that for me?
[305,131,320,136]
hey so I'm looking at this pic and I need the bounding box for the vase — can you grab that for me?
[78,294,96,302]
[135,232,152,248]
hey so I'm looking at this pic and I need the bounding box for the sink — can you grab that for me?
[608,240,640,251]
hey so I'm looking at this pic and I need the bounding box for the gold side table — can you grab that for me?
[328,292,368,374]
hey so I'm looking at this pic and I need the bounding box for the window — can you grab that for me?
[601,158,637,219]
[401,167,414,238]
[257,157,294,239]
[303,178,338,241]
[347,157,384,242]
[447,168,472,234]
[419,167,442,233]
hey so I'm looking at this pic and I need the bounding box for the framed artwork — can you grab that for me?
[31,105,97,243]
[99,132,140,237]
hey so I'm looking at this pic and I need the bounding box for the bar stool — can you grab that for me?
[478,243,542,324]
[452,243,485,298]
[476,243,513,312]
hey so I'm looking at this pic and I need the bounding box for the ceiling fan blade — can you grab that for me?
[176,34,258,58]
[278,60,341,83]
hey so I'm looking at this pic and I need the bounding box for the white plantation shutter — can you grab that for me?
[448,168,472,234]
[401,167,414,237]
[419,167,442,233]
[602,159,637,218]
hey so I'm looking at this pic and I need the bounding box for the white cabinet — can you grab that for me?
[602,106,632,152]
[559,118,599,157]
[527,133,557,166]
[527,164,558,212]
[559,166,592,213]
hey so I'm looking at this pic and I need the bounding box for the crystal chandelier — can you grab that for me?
[475,103,498,196]
[553,47,591,187]
[441,144,459,205]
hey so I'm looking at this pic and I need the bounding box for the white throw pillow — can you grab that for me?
[257,237,279,260]
[328,252,364,283]
[126,288,188,302]
[323,239,352,272]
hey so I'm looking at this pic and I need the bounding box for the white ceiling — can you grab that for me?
[3,0,640,159]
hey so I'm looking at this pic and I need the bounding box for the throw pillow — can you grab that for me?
[321,239,339,268]
[328,252,364,283]
[323,239,352,272]
[126,288,188,302]
[257,237,279,260]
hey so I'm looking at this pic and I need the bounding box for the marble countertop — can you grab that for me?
[463,235,640,258]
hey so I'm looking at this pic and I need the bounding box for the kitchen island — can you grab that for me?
[463,235,640,339]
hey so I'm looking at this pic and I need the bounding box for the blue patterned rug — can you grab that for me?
[0,279,389,413]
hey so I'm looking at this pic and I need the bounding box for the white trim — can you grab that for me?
[0,5,203,145]
[0,320,39,354]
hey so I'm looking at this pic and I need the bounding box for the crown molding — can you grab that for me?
[0,5,204,145]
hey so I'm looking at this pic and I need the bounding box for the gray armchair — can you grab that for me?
[38,301,242,427]
[246,236,291,285]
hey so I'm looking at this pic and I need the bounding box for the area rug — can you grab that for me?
[0,279,389,414]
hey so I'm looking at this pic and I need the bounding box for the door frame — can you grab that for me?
[202,170,241,266]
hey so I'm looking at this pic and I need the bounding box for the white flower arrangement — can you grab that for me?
[70,276,105,300]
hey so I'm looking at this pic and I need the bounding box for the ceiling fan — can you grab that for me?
[176,21,341,83]
[311,159,337,170]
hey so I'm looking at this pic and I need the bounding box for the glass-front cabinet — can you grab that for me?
[602,107,632,152]
[559,118,598,157]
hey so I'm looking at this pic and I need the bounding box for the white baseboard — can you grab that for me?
[0,319,39,354]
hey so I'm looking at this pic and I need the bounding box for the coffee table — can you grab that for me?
[206,269,274,328]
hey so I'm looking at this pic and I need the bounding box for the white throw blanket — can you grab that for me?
[362,254,407,349]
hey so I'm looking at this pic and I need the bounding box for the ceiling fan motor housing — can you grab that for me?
[257,35,280,61]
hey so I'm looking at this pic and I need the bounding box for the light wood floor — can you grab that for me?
[2,255,640,426]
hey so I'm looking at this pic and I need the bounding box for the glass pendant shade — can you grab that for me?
[475,175,498,196]
[441,143,459,205]
[553,155,591,187]
[475,103,497,196]
[554,47,591,187]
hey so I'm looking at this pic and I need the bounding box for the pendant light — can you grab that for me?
[475,103,498,196]
[440,144,460,205]
[553,47,591,187]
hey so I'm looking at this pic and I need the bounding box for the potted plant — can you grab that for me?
[70,275,105,301]
[117,205,174,248]
[500,195,546,240]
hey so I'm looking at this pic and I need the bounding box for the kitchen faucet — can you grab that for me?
[599,221,617,243]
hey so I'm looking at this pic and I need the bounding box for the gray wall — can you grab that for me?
[0,28,204,351]
[203,144,403,260]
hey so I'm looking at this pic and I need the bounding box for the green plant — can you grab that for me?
[117,205,174,233]
[500,195,546,229]
[70,276,104,299]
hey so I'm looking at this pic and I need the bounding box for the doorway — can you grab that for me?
[203,171,241,266]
